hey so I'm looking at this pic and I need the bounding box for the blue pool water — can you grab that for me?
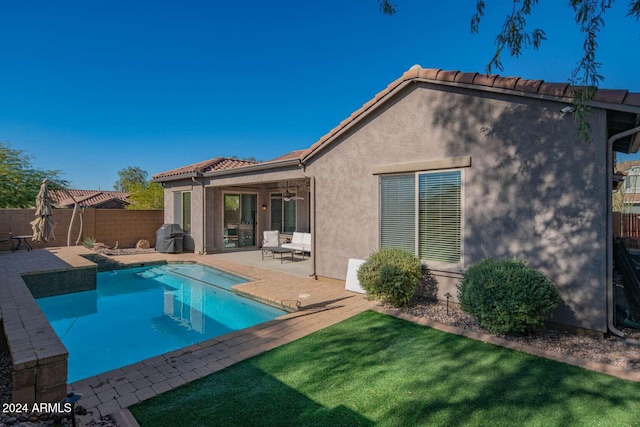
[36,263,286,383]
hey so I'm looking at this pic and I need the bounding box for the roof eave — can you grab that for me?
[301,75,640,164]
[202,158,301,178]
[152,171,201,183]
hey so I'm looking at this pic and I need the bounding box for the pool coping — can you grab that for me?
[0,247,377,422]
[0,250,90,404]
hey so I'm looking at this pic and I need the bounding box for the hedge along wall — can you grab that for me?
[0,208,164,250]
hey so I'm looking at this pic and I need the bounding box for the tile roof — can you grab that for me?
[152,157,260,180]
[616,160,640,173]
[301,66,640,161]
[50,189,130,208]
[153,150,306,181]
[268,149,306,162]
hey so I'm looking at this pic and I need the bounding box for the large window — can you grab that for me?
[380,170,462,265]
[270,194,296,233]
[173,191,191,234]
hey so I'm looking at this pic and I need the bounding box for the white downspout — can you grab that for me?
[607,125,640,337]
[310,175,317,279]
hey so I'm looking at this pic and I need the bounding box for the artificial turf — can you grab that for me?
[130,310,640,426]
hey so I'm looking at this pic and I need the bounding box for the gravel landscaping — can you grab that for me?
[402,296,640,371]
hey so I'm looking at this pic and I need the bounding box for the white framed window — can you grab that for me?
[270,193,296,233]
[173,191,192,235]
[380,170,462,266]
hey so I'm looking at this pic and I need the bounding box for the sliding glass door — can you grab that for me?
[223,193,257,248]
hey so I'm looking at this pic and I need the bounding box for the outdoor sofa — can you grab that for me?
[281,232,311,257]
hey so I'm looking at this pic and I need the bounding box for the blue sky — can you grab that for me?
[2,1,639,190]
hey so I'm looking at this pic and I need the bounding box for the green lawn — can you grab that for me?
[130,311,640,427]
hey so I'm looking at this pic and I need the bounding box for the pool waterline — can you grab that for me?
[36,263,287,383]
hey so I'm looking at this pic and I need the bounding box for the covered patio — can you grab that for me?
[211,248,312,277]
[153,153,315,276]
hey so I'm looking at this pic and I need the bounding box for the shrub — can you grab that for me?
[82,237,96,249]
[357,248,422,307]
[457,258,560,335]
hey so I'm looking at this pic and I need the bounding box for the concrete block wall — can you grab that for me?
[0,208,163,250]
[93,209,164,248]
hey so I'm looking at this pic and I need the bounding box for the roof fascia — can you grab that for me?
[301,76,640,163]
[152,171,200,183]
[202,158,301,178]
[416,78,640,114]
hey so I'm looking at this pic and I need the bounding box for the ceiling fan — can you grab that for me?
[272,182,304,202]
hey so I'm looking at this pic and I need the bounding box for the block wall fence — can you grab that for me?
[0,208,164,250]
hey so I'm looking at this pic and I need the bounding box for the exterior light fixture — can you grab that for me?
[444,292,452,315]
[561,106,576,115]
[261,204,268,211]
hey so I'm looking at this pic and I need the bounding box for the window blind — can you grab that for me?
[380,174,416,253]
[418,171,461,263]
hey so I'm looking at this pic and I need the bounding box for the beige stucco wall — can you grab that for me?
[306,82,608,333]
[162,166,310,254]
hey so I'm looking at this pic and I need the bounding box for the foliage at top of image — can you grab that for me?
[0,142,68,208]
[357,247,422,307]
[457,258,560,335]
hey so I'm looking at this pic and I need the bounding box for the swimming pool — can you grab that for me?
[36,263,287,383]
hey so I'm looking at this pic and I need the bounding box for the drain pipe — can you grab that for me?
[192,176,206,254]
[607,125,640,337]
[310,175,317,279]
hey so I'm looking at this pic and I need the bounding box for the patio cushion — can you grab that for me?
[262,230,280,248]
[282,232,311,253]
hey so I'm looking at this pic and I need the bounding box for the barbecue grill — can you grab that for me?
[155,224,185,253]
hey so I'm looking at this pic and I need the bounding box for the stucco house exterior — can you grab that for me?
[153,65,640,336]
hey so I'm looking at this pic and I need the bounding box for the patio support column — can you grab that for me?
[192,176,206,254]
[310,175,317,279]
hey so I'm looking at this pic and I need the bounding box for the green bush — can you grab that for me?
[457,258,560,335]
[82,237,96,249]
[357,248,422,307]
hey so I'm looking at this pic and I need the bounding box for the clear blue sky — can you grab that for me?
[2,1,639,190]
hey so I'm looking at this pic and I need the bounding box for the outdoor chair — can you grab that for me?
[262,230,280,249]
[0,232,12,250]
[261,230,283,260]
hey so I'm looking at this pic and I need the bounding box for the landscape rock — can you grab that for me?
[135,240,150,249]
